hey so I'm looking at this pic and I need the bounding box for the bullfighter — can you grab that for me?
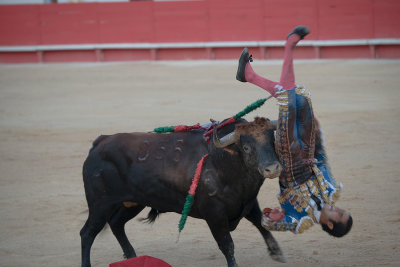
[236,26,353,236]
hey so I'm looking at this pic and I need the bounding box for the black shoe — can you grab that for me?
[287,25,310,40]
[236,47,253,82]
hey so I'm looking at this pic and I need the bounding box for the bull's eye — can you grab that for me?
[243,144,251,154]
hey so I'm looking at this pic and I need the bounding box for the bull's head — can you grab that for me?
[212,117,282,179]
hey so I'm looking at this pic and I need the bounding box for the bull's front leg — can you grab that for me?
[245,200,286,263]
[205,216,238,267]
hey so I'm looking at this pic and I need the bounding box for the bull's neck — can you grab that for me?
[242,169,265,197]
[209,151,264,197]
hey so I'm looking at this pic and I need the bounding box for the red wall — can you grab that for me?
[0,0,399,62]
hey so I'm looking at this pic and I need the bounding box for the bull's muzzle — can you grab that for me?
[260,162,282,179]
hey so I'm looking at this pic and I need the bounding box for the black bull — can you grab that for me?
[80,117,285,267]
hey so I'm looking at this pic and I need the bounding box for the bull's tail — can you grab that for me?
[139,208,161,224]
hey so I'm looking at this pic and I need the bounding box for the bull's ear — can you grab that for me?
[270,120,278,130]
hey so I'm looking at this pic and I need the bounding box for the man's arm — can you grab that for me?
[261,210,298,233]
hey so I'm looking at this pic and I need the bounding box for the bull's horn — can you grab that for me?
[212,124,237,148]
[270,120,278,130]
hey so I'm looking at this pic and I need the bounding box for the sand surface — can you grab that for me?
[0,59,399,267]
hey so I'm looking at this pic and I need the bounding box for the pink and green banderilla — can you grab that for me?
[178,154,209,234]
[153,96,271,134]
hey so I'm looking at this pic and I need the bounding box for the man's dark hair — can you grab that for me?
[321,215,353,237]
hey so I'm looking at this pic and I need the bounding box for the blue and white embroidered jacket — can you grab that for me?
[261,87,342,234]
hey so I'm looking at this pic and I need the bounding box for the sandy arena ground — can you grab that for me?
[0,59,399,267]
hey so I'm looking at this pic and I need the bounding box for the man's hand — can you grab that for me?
[263,207,285,222]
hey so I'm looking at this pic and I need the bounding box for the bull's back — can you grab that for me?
[83,131,209,210]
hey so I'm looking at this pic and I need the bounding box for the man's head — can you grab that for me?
[319,205,352,237]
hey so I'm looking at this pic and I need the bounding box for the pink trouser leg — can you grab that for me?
[244,63,280,97]
[279,34,300,89]
[244,34,301,97]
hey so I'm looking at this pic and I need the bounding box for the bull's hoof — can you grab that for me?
[123,249,136,259]
[270,253,286,263]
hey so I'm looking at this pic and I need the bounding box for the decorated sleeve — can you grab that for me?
[261,214,298,233]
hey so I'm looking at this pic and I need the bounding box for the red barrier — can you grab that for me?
[0,0,399,62]
[97,2,154,43]
[0,5,41,45]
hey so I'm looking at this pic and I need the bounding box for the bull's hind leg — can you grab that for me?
[245,201,286,263]
[108,205,145,259]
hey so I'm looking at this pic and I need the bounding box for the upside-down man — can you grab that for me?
[236,26,353,236]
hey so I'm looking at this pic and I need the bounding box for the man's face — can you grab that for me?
[321,205,350,227]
